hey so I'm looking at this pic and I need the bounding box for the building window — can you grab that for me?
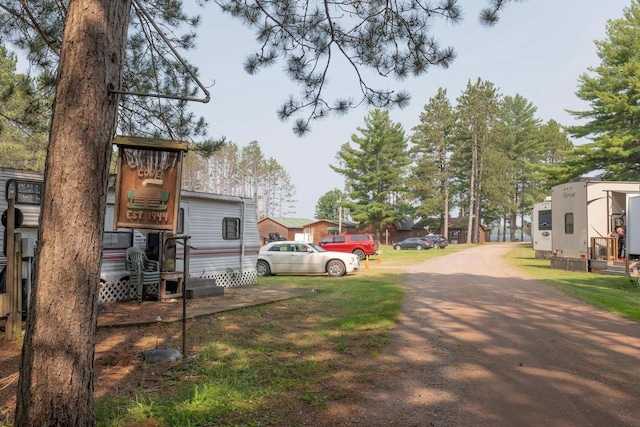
[223,217,241,240]
[564,213,574,234]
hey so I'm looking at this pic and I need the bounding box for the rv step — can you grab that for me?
[599,267,627,276]
[186,278,224,299]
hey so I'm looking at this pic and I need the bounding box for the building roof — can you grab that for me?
[259,217,315,229]
[304,219,359,228]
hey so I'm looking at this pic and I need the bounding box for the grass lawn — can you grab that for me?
[505,244,640,322]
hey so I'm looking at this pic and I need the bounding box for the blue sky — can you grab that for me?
[188,1,628,218]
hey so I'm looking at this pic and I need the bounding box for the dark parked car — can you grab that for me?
[393,237,434,251]
[423,234,448,249]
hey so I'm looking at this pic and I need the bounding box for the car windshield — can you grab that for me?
[307,243,327,252]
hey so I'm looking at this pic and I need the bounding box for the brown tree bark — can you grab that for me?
[15,0,131,425]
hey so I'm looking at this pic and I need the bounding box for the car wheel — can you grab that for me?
[256,260,271,276]
[326,260,346,277]
[353,249,366,260]
[416,245,423,250]
[394,245,402,251]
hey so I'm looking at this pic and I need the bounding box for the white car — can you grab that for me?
[257,241,360,277]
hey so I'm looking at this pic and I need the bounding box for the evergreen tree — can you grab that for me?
[0,46,50,171]
[315,189,346,220]
[501,94,541,240]
[565,0,640,180]
[533,119,574,186]
[331,109,410,238]
[410,88,455,237]
[453,78,502,243]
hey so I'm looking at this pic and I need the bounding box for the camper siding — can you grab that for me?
[532,198,552,258]
[628,195,640,258]
[180,192,259,287]
[551,180,640,261]
[0,169,260,302]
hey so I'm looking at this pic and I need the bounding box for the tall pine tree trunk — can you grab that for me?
[467,132,477,244]
[15,1,131,425]
[443,170,449,240]
[502,216,507,242]
[473,138,484,243]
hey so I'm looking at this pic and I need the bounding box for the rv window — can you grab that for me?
[564,213,574,234]
[103,231,133,249]
[538,210,552,231]
[223,217,241,240]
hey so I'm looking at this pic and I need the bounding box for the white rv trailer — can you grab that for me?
[627,195,640,258]
[0,169,260,303]
[531,197,552,259]
[550,179,640,271]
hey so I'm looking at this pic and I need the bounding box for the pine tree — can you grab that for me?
[410,88,455,237]
[501,94,541,240]
[315,189,346,220]
[0,46,49,171]
[454,78,502,243]
[331,109,410,239]
[565,0,640,180]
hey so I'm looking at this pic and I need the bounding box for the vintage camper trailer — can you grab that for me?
[550,179,640,272]
[531,197,552,259]
[0,169,260,304]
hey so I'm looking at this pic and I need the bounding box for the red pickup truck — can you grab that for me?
[318,234,378,260]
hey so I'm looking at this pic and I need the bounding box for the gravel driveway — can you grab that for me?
[327,243,640,427]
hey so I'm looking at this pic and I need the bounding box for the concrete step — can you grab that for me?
[186,278,224,299]
[599,265,627,276]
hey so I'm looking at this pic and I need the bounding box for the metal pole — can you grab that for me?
[165,234,190,357]
[182,236,190,356]
[6,196,17,339]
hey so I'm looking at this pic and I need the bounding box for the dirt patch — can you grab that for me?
[0,286,313,423]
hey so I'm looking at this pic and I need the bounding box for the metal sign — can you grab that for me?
[5,179,42,205]
[113,137,187,232]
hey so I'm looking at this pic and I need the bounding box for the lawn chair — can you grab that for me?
[125,246,161,302]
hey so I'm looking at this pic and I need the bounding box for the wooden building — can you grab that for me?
[415,217,490,243]
[303,219,360,243]
[258,217,314,243]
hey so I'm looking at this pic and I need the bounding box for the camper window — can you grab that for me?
[564,213,574,234]
[223,217,241,240]
[103,231,133,249]
[538,210,552,231]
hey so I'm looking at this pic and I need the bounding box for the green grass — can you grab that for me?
[93,243,640,426]
[505,244,640,321]
[95,271,406,426]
